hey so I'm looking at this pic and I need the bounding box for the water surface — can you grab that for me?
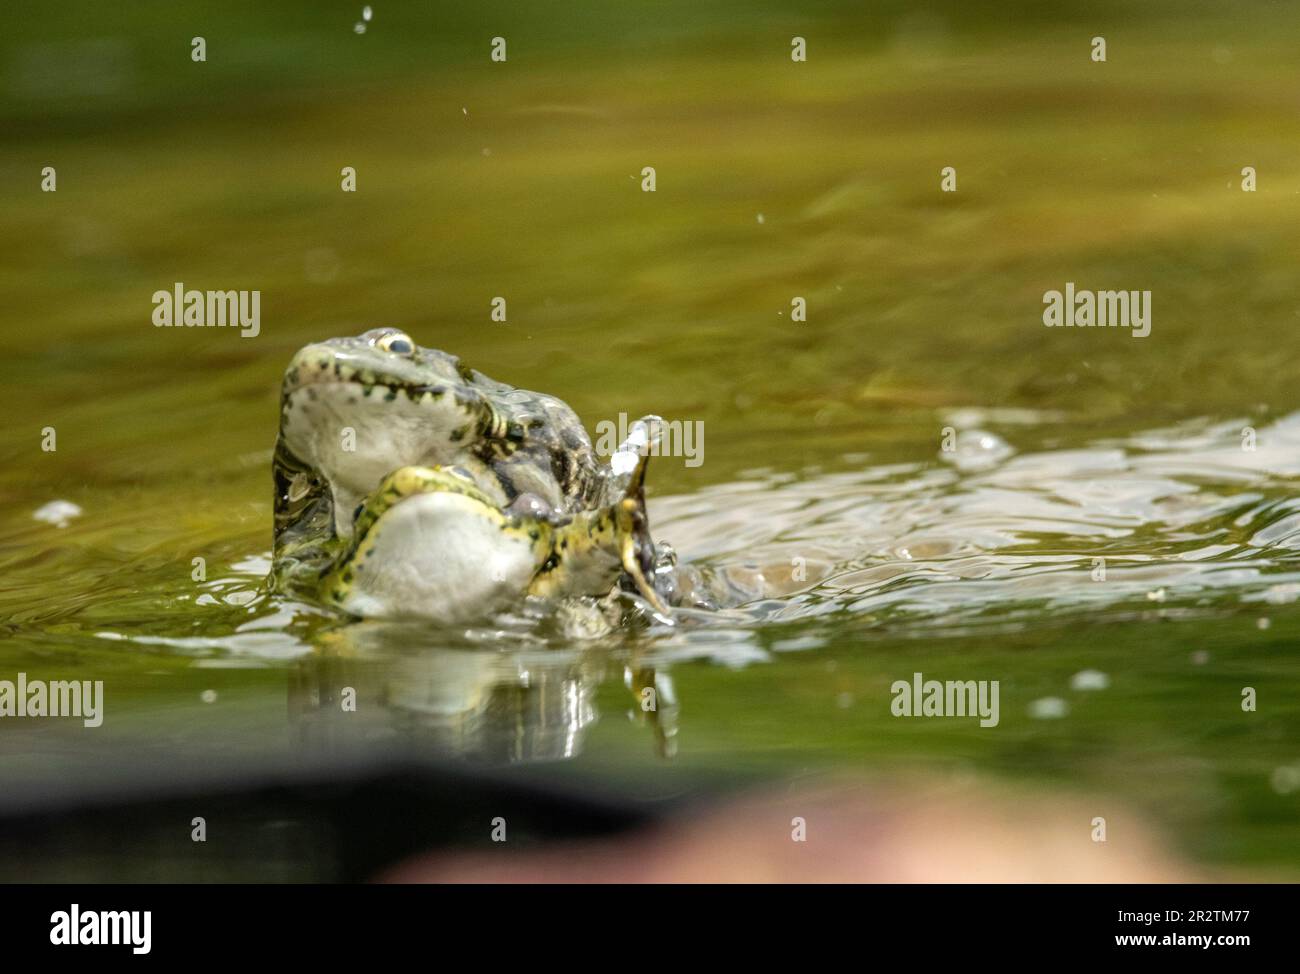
[2,0,1298,877]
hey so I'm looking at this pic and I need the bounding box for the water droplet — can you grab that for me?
[362,5,373,20]
[1257,617,1271,630]
[1029,696,1069,719]
[756,213,765,224]
[1270,765,1300,794]
[1190,650,1210,665]
[1070,669,1109,691]
[200,689,218,704]
[940,429,1013,472]
[32,500,82,528]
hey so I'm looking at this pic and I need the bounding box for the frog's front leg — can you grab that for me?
[321,465,550,622]
[527,496,669,615]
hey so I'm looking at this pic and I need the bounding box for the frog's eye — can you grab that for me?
[375,331,416,355]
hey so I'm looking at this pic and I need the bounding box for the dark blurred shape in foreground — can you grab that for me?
[383,780,1196,883]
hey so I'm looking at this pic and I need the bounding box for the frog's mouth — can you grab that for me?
[282,342,487,408]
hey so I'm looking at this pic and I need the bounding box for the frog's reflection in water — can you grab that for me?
[289,621,677,763]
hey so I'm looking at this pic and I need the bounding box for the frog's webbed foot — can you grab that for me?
[534,455,671,616]
[610,441,672,618]
[587,416,681,616]
[606,415,662,501]
[623,540,717,611]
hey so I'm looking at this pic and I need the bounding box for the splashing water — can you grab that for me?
[640,411,1300,638]
[44,408,1300,664]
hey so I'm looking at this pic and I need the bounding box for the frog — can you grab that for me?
[269,327,668,622]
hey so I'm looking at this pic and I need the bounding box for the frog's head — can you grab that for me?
[276,328,600,539]
[278,328,493,522]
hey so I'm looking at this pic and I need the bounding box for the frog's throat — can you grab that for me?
[281,378,613,542]
[281,378,525,535]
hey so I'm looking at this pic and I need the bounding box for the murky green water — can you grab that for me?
[2,1,1298,878]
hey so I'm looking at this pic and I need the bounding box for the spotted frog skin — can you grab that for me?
[270,328,665,622]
